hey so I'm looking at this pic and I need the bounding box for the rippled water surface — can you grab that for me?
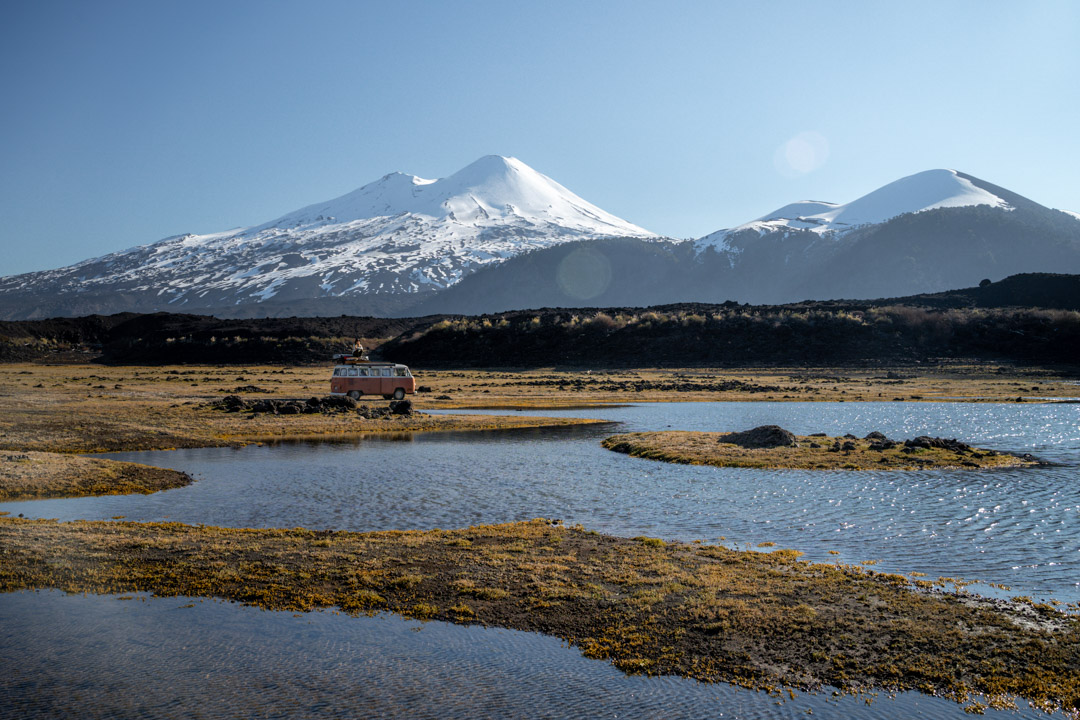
[6,402,1078,601]
[2,402,1078,718]
[0,590,1064,720]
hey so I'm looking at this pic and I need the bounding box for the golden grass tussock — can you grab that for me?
[601,432,1039,471]
[0,451,192,500]
[1,516,1078,713]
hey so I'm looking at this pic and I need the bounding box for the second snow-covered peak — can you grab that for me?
[718,169,1012,240]
[263,155,654,237]
[806,169,1011,229]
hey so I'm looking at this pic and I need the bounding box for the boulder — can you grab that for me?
[357,405,392,420]
[322,395,357,410]
[716,425,797,448]
[903,436,971,453]
[219,395,246,413]
[251,399,277,414]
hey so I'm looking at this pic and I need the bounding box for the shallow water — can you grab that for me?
[2,401,1078,718]
[5,402,1078,601]
[0,590,1062,720]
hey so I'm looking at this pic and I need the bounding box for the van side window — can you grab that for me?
[333,368,343,376]
[347,367,358,377]
[383,368,392,377]
[395,368,407,377]
[358,368,368,377]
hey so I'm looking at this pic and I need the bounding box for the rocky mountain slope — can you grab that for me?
[0,156,654,320]
[412,170,1080,313]
[3,165,1078,320]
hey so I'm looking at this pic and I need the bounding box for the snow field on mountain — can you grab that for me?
[698,169,1012,252]
[1,156,656,303]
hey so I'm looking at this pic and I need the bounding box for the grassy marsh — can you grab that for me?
[601,432,1040,471]
[1,517,1077,713]
[0,451,191,500]
[0,364,606,454]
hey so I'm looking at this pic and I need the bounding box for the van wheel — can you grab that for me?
[348,391,361,400]
[393,388,405,400]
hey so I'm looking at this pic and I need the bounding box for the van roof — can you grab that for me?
[334,362,407,367]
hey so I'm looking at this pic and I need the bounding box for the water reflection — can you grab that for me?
[0,590,1063,720]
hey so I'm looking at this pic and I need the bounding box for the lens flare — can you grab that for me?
[774,131,830,177]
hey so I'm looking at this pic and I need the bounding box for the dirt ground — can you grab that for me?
[1,362,1075,454]
[0,363,608,454]
[412,365,1080,407]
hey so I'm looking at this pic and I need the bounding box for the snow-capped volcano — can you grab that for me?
[698,169,1012,250]
[0,155,655,318]
[266,155,644,235]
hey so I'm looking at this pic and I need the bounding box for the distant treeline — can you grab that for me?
[0,313,428,364]
[379,304,1080,368]
[1,274,1078,367]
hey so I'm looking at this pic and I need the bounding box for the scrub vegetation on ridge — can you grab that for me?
[384,303,1080,368]
[2,273,1079,367]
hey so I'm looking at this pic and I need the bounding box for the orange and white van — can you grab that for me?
[330,362,416,400]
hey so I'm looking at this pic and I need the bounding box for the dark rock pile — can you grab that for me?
[356,400,414,419]
[229,385,270,393]
[903,436,973,454]
[716,425,797,448]
[864,431,898,450]
[213,395,415,418]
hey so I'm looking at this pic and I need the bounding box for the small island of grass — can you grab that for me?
[0,451,193,501]
[602,426,1039,471]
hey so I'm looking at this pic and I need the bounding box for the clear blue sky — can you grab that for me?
[2,0,1077,275]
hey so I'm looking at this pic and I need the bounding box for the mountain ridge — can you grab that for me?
[0,156,656,320]
[2,163,1079,320]
[697,168,1015,252]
